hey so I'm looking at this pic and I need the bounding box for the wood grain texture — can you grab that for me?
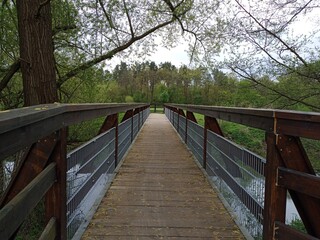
[82,114,244,239]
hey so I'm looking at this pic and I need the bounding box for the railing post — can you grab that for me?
[45,128,67,240]
[131,110,134,142]
[138,107,141,129]
[177,108,180,133]
[263,132,286,240]
[115,114,119,167]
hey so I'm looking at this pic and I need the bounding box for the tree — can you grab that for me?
[205,0,320,110]
[16,0,58,105]
[1,0,223,106]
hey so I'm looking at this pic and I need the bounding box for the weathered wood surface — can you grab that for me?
[82,114,245,239]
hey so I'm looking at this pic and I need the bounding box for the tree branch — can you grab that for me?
[52,25,77,35]
[97,0,115,29]
[57,18,175,87]
[97,0,121,44]
[122,0,134,37]
[0,60,20,93]
[229,65,320,111]
[35,0,51,18]
[234,0,309,67]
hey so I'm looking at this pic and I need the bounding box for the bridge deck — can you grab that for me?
[81,114,245,239]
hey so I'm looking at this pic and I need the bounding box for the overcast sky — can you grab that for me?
[105,37,190,71]
[105,6,320,71]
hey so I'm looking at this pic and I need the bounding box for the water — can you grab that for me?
[212,176,301,239]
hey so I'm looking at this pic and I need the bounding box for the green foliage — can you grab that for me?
[289,217,307,233]
[125,95,134,103]
[68,117,105,143]
[159,90,169,103]
[220,122,266,157]
[16,201,45,240]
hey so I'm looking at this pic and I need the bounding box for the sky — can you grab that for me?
[105,37,190,71]
[104,4,320,71]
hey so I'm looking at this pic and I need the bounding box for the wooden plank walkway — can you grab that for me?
[82,114,245,239]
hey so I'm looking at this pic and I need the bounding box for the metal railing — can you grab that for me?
[165,104,320,240]
[66,107,149,239]
[0,103,150,240]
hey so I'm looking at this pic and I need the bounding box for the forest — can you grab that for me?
[1,1,320,238]
[1,0,320,170]
[1,0,320,111]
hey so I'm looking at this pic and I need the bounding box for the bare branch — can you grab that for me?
[52,25,77,35]
[97,0,115,29]
[97,0,121,44]
[229,65,320,111]
[58,18,175,87]
[234,0,309,66]
[122,0,134,37]
[0,60,20,93]
[276,0,313,33]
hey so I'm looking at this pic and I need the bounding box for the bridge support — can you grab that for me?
[45,128,67,240]
[203,116,223,170]
[276,135,320,237]
[99,113,119,167]
[263,132,287,240]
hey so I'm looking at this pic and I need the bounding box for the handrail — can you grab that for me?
[164,104,320,240]
[0,163,56,239]
[165,103,320,139]
[0,103,147,160]
[0,103,150,240]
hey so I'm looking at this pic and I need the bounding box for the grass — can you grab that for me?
[16,201,45,240]
[151,107,164,114]
[193,113,266,157]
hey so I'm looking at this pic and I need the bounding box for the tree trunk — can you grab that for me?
[17,0,58,106]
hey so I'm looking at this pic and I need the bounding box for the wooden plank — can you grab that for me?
[203,116,224,169]
[278,167,320,199]
[0,163,56,240]
[277,135,320,237]
[121,109,133,122]
[45,128,67,240]
[165,103,320,138]
[167,104,274,131]
[0,133,57,207]
[82,114,244,239]
[263,132,287,239]
[186,111,197,123]
[39,217,57,240]
[276,111,320,140]
[98,113,118,134]
[275,222,319,240]
[0,103,148,160]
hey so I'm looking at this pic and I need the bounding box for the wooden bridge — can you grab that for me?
[81,114,244,239]
[0,103,320,240]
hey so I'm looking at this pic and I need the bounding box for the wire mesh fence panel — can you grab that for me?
[187,119,204,166]
[178,115,186,140]
[173,112,178,130]
[206,130,264,238]
[118,118,132,162]
[66,128,116,239]
[133,114,139,138]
